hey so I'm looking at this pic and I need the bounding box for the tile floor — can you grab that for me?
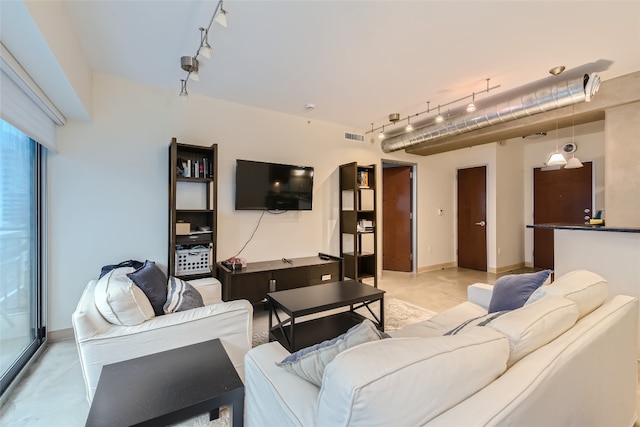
[0,267,637,426]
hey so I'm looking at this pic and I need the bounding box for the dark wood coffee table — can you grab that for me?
[85,339,244,427]
[267,280,385,352]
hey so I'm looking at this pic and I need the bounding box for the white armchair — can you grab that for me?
[72,275,252,403]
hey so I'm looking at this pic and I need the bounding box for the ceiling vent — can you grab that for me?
[344,132,365,142]
[381,73,601,153]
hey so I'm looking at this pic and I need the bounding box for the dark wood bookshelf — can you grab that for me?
[168,138,218,279]
[339,162,378,287]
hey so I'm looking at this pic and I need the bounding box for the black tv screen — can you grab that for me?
[235,159,314,211]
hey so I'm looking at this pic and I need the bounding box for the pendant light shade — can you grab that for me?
[546,152,567,166]
[565,156,584,169]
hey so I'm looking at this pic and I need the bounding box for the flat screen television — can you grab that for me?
[235,159,314,211]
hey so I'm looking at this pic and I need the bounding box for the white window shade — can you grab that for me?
[0,43,64,152]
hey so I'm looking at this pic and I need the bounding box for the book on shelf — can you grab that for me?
[357,170,369,187]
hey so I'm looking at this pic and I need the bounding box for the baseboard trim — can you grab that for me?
[489,262,526,274]
[418,262,457,273]
[48,328,74,342]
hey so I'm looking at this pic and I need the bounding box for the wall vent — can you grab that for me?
[344,132,365,142]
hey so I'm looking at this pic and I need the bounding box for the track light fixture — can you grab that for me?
[466,93,476,112]
[405,117,413,132]
[366,77,499,136]
[214,2,228,28]
[199,27,212,59]
[179,79,188,98]
[178,0,228,97]
[378,125,385,139]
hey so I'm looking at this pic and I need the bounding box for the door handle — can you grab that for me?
[475,221,486,227]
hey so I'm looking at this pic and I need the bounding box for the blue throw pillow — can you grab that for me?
[488,270,552,313]
[127,260,167,316]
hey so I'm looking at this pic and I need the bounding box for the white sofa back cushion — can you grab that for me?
[317,327,509,426]
[551,269,608,318]
[487,295,579,367]
[94,267,155,326]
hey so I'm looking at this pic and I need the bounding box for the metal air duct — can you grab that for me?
[381,73,601,153]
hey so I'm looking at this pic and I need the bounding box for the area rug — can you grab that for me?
[174,298,436,426]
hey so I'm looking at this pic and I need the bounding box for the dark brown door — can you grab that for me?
[533,162,593,269]
[458,166,487,271]
[382,166,412,271]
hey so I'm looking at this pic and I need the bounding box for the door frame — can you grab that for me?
[381,159,417,272]
[455,163,489,271]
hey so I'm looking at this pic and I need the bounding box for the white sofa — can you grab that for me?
[245,270,638,426]
[72,273,252,403]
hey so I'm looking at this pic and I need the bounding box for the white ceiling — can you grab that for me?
[64,0,640,131]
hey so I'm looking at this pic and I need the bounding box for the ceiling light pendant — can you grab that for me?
[466,93,476,113]
[214,1,228,28]
[546,152,567,166]
[435,105,444,123]
[378,125,385,139]
[405,117,413,132]
[545,66,567,167]
[199,27,212,59]
[179,79,189,98]
[564,104,583,169]
[565,156,583,169]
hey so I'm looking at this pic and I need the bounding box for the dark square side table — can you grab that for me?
[86,339,244,427]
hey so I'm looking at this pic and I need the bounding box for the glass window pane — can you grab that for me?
[0,119,38,384]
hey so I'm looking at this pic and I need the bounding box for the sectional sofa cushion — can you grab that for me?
[550,270,608,318]
[94,267,155,326]
[488,270,552,313]
[317,327,509,426]
[127,260,167,316]
[277,319,383,387]
[487,295,579,366]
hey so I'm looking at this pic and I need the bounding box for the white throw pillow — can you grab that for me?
[551,270,608,318]
[94,267,155,326]
[487,295,579,366]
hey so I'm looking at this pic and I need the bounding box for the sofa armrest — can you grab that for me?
[245,342,319,427]
[74,295,252,403]
[467,283,494,310]
[187,277,222,305]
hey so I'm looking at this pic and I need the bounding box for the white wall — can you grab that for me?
[496,139,525,271]
[49,73,417,331]
[522,120,606,266]
[416,143,500,271]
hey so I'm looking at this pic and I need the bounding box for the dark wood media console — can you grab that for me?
[217,253,343,305]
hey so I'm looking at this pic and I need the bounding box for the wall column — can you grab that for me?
[604,102,640,227]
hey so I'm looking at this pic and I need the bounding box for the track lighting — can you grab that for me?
[178,0,228,97]
[214,2,228,28]
[378,125,385,139]
[466,93,476,112]
[405,117,413,132]
[199,27,212,59]
[366,78,500,138]
[179,79,189,98]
